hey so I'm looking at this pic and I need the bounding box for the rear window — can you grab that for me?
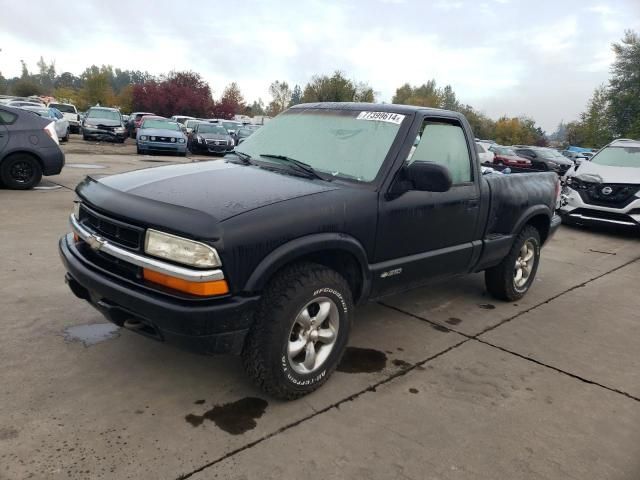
[0,109,18,125]
[49,103,76,114]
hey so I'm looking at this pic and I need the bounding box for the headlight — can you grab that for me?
[139,135,148,141]
[171,137,176,143]
[84,123,96,129]
[144,229,221,268]
[178,138,186,144]
[197,136,203,143]
[150,136,156,141]
[115,127,125,132]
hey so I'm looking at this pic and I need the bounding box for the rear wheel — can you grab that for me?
[242,262,353,400]
[62,129,70,143]
[0,154,43,190]
[485,225,541,301]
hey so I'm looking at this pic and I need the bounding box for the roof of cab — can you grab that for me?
[289,102,464,119]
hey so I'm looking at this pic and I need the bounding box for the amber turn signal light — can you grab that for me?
[143,269,229,297]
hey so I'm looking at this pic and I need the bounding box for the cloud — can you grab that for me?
[1,0,639,131]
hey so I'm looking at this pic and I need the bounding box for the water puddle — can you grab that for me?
[337,347,387,373]
[392,358,411,369]
[478,303,496,310]
[185,397,268,435]
[63,323,120,347]
[66,163,107,169]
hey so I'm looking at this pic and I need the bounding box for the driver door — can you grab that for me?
[371,117,481,297]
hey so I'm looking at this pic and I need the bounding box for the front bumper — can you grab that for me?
[83,127,126,141]
[192,141,234,154]
[138,141,187,153]
[59,234,259,355]
[559,187,640,228]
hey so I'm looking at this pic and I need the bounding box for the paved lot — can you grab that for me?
[1,139,639,479]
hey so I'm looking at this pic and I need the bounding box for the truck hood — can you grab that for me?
[569,160,640,184]
[77,161,338,239]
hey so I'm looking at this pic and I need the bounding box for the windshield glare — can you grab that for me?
[141,120,180,131]
[235,109,404,182]
[198,125,227,134]
[87,109,121,121]
[591,146,640,168]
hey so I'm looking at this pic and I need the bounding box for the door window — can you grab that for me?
[409,121,472,184]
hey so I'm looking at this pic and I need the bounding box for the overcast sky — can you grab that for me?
[1,0,639,131]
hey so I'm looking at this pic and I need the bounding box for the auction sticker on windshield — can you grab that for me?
[356,111,405,125]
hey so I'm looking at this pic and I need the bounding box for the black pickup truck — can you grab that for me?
[60,103,561,399]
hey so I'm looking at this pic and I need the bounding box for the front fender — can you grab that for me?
[243,233,371,299]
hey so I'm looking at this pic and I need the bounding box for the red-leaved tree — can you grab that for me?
[212,82,245,119]
[132,71,215,117]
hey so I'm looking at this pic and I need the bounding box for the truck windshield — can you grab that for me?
[591,146,640,168]
[235,109,405,182]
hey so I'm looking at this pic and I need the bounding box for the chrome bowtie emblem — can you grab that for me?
[601,186,613,195]
[86,234,103,251]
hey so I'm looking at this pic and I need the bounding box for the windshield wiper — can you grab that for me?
[230,151,253,165]
[258,154,327,180]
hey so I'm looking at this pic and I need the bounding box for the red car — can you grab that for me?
[489,146,532,168]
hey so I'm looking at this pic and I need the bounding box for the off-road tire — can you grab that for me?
[0,154,42,190]
[485,225,541,301]
[242,262,353,400]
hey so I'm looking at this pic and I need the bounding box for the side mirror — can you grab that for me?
[405,161,452,192]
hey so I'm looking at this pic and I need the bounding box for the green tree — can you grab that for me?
[80,70,114,107]
[12,78,42,97]
[289,84,303,106]
[392,80,442,107]
[302,71,369,103]
[267,80,292,116]
[580,86,613,147]
[608,30,640,138]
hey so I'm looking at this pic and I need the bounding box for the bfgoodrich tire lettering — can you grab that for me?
[242,262,353,400]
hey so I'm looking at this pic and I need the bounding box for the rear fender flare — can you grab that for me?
[512,205,552,238]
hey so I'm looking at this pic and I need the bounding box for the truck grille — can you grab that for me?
[150,136,175,143]
[577,183,640,209]
[79,204,144,250]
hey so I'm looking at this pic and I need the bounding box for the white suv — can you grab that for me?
[559,138,640,229]
[48,102,80,133]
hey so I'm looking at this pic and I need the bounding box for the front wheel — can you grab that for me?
[242,262,353,400]
[485,225,541,301]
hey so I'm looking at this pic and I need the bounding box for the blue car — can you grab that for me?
[136,119,187,156]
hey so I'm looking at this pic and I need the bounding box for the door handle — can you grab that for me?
[465,199,479,209]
